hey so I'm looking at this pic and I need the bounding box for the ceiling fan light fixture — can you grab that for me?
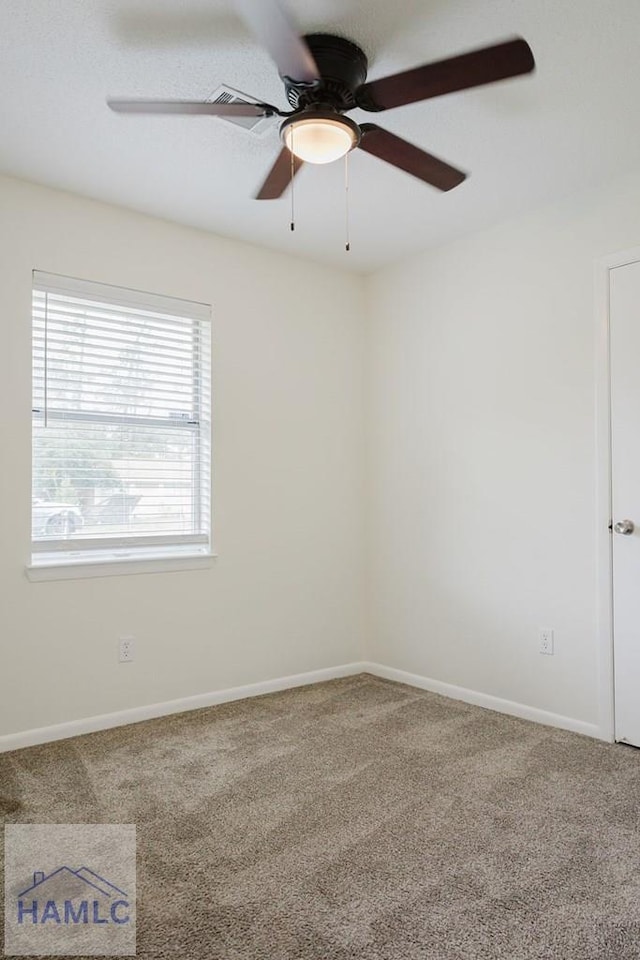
[281,112,360,164]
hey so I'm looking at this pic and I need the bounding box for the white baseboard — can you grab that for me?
[1,658,604,753]
[363,662,603,740]
[0,662,368,754]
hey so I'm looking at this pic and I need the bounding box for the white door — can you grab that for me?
[610,260,640,745]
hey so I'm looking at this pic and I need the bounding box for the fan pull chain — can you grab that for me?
[344,153,350,252]
[290,129,296,232]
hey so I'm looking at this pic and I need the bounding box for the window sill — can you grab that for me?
[26,552,216,582]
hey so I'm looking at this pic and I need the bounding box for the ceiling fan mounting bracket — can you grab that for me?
[283,34,368,112]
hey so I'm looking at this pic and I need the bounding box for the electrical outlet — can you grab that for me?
[119,636,135,663]
[539,629,554,656]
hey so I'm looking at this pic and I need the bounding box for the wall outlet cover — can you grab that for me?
[119,636,135,663]
[539,629,554,656]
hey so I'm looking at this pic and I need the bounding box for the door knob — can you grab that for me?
[614,519,635,535]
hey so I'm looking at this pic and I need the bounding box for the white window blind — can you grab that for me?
[31,271,212,567]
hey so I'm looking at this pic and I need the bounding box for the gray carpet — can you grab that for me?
[2,673,640,959]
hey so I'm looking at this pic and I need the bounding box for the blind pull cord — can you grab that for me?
[44,291,49,428]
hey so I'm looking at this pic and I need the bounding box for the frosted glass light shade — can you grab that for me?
[283,117,358,164]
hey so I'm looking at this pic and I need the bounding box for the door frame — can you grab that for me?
[595,245,640,743]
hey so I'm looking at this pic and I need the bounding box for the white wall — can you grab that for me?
[366,170,640,729]
[6,164,640,743]
[0,174,367,737]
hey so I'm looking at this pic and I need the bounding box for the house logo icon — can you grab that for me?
[5,822,136,956]
[17,867,130,926]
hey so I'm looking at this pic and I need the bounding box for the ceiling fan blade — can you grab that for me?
[233,0,319,83]
[255,148,304,199]
[356,37,534,112]
[108,99,275,117]
[359,124,466,191]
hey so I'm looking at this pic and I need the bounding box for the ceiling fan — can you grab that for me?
[108,0,535,199]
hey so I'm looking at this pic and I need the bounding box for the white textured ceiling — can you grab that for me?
[1,0,639,271]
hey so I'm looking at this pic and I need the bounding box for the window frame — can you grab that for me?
[28,271,214,578]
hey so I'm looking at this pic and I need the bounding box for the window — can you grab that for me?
[31,272,212,571]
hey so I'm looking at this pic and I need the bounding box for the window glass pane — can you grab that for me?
[32,420,205,541]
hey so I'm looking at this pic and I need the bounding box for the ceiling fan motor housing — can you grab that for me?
[284,34,368,111]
